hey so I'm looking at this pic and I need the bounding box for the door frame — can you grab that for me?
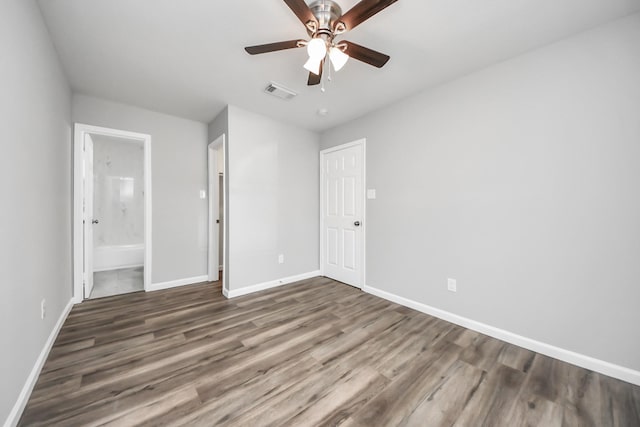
[319,138,366,289]
[83,135,95,297]
[208,134,228,294]
[73,124,152,303]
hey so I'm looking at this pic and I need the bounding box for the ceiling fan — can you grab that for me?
[245,0,398,86]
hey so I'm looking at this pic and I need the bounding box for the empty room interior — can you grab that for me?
[3,0,640,425]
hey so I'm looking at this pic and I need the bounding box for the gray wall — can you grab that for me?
[0,0,72,422]
[208,106,228,144]
[73,94,209,284]
[226,106,320,291]
[321,13,640,371]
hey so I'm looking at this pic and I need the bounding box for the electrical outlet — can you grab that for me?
[447,278,457,292]
[278,254,284,264]
[40,299,46,320]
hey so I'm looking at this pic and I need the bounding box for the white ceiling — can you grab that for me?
[38,0,640,132]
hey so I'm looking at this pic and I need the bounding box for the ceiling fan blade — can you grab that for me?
[336,0,398,32]
[342,41,390,68]
[307,61,323,85]
[244,40,305,55]
[283,0,318,30]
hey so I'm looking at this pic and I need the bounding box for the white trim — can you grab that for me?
[73,124,152,303]
[225,271,321,298]
[320,139,366,154]
[319,139,366,290]
[207,135,224,283]
[363,285,640,387]
[4,299,74,427]
[148,275,209,292]
[207,143,218,281]
[144,133,152,293]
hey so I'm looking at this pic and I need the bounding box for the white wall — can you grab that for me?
[226,106,320,291]
[321,13,640,372]
[73,94,209,284]
[0,0,72,423]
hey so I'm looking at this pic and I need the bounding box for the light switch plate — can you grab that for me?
[367,189,376,199]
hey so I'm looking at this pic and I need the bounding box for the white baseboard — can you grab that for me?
[222,287,230,298]
[226,270,321,298]
[4,298,74,427]
[148,275,209,292]
[363,285,640,387]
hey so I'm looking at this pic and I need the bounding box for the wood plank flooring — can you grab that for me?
[19,276,640,426]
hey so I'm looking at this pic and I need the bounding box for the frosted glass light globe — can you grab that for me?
[304,57,322,75]
[307,38,327,60]
[329,47,349,71]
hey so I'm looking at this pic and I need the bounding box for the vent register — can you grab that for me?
[264,82,297,100]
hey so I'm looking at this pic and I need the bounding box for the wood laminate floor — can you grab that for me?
[20,277,640,426]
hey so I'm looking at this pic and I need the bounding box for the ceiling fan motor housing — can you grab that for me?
[308,0,343,40]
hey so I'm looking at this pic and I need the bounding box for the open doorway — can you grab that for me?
[208,134,227,294]
[73,124,152,303]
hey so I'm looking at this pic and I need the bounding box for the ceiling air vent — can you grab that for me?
[264,82,297,100]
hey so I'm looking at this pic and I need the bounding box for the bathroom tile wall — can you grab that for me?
[92,135,144,247]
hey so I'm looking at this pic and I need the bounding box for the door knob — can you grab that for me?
[92,219,99,224]
[354,221,361,227]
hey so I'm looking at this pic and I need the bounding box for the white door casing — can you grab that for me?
[207,141,220,282]
[83,134,95,298]
[320,139,365,288]
[208,134,227,295]
[73,124,152,303]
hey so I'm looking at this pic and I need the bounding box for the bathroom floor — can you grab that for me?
[90,267,144,299]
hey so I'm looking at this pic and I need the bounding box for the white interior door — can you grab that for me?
[218,174,224,271]
[321,141,365,288]
[208,142,220,282]
[83,134,95,298]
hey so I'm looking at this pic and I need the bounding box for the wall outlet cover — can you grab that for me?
[278,254,284,264]
[447,278,457,292]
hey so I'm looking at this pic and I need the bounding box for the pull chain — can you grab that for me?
[321,57,326,92]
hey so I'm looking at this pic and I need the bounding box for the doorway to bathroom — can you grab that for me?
[73,124,152,302]
[208,134,227,294]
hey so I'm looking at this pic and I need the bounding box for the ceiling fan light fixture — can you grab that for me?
[329,46,349,71]
[244,0,397,86]
[304,57,322,75]
[307,37,327,60]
